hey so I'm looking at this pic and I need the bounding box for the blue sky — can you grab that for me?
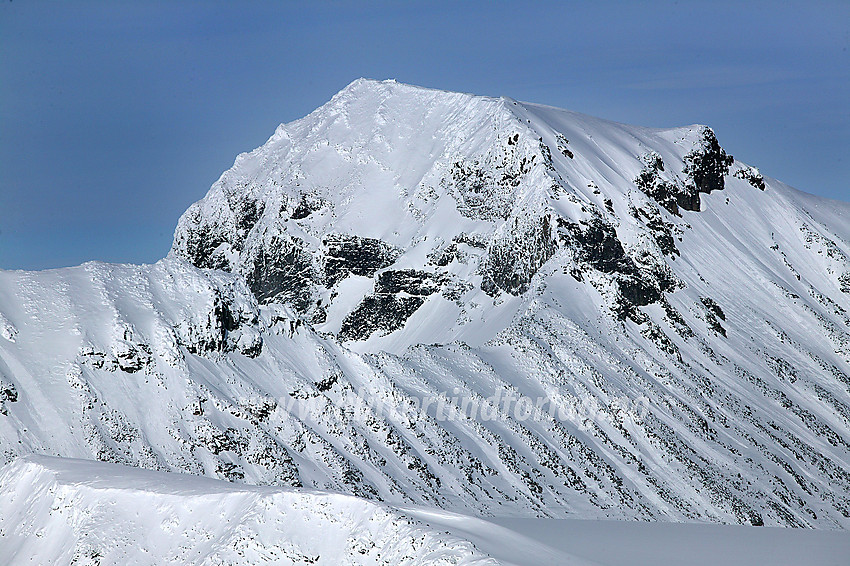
[1,1,848,270]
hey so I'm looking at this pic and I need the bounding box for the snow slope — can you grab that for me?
[2,456,847,566]
[1,79,850,531]
[0,455,581,566]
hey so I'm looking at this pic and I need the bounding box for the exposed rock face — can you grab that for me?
[700,296,728,337]
[840,273,850,294]
[173,208,231,271]
[244,231,316,311]
[0,381,17,415]
[427,243,462,266]
[557,216,678,320]
[482,214,558,296]
[734,166,766,190]
[323,235,402,286]
[113,340,152,373]
[174,80,730,345]
[374,269,442,296]
[339,294,427,342]
[635,132,735,216]
[290,192,327,219]
[682,127,735,209]
[339,269,443,341]
[558,216,631,274]
[635,152,684,216]
[631,204,680,257]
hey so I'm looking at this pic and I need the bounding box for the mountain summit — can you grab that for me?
[2,80,849,528]
[171,79,747,351]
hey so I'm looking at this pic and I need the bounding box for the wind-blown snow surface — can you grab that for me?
[2,80,850,532]
[2,457,847,566]
[0,456,583,566]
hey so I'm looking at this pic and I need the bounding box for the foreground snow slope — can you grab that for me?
[1,80,850,528]
[0,456,585,566]
[2,456,847,566]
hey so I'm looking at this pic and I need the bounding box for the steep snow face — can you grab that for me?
[3,80,850,529]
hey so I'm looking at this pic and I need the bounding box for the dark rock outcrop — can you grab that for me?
[114,341,152,373]
[631,205,680,257]
[323,235,401,287]
[339,295,426,342]
[245,233,316,313]
[290,193,327,220]
[558,217,631,274]
[734,166,766,191]
[175,210,230,271]
[635,153,684,216]
[482,214,558,296]
[636,129,733,215]
[558,216,677,320]
[179,290,263,357]
[375,269,442,296]
[840,273,850,294]
[682,127,734,209]
[0,382,16,415]
[338,269,443,341]
[428,243,463,266]
[1,382,18,404]
[701,296,727,337]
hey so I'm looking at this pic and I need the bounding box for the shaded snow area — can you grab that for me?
[485,516,850,566]
[2,457,846,566]
[1,79,850,562]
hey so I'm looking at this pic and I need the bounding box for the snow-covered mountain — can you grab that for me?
[2,79,850,531]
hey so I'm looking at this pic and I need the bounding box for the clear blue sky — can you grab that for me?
[2,1,848,270]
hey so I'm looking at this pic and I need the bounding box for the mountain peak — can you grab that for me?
[171,80,748,352]
[4,81,850,529]
[336,77,498,102]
